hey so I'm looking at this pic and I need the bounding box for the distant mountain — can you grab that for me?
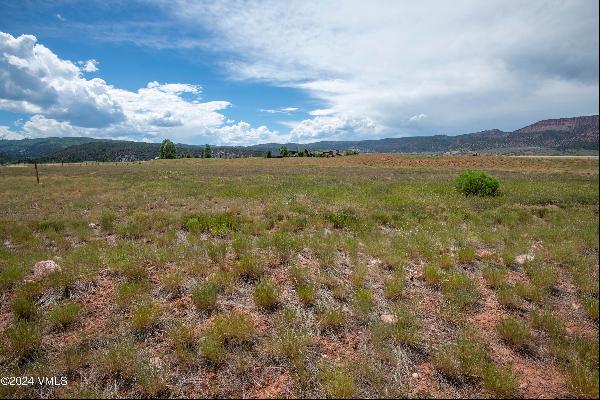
[0,115,597,163]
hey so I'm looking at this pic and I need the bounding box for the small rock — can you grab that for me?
[323,228,332,236]
[380,314,397,324]
[88,222,100,229]
[476,249,493,258]
[515,254,534,265]
[31,260,61,281]
[411,372,420,379]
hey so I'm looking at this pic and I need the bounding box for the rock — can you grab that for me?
[31,260,61,281]
[476,249,493,258]
[380,314,397,324]
[411,372,420,379]
[88,222,100,229]
[324,228,332,236]
[515,254,534,265]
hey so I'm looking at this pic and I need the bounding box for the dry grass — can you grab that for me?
[0,154,597,398]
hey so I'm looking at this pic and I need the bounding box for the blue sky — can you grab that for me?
[0,0,598,145]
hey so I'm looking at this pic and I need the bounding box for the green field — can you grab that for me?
[1,155,598,398]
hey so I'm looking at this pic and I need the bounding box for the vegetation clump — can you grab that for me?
[455,170,500,197]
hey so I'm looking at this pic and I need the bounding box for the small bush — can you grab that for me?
[320,364,355,398]
[167,322,197,365]
[352,287,374,321]
[390,305,421,347]
[455,170,500,197]
[423,264,444,286]
[130,301,162,332]
[160,270,184,294]
[319,307,345,329]
[531,308,566,339]
[442,271,479,311]
[184,213,239,236]
[233,254,263,280]
[0,264,26,290]
[271,327,310,365]
[497,316,531,349]
[200,311,255,364]
[253,277,279,310]
[116,281,148,309]
[482,266,508,288]
[581,296,599,321]
[191,282,220,312]
[4,320,41,360]
[100,209,116,231]
[48,302,81,329]
[482,363,517,398]
[296,283,317,305]
[11,292,37,320]
[383,269,405,300]
[495,284,522,309]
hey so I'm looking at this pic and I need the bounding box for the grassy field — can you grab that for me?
[0,154,598,399]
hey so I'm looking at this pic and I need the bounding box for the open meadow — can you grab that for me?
[0,154,598,398]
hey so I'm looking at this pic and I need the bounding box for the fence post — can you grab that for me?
[34,162,40,184]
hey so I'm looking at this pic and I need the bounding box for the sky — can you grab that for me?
[0,0,598,145]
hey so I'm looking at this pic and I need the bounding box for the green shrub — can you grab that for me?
[442,271,479,311]
[296,283,317,305]
[4,320,41,360]
[352,287,374,321]
[191,282,220,312]
[200,311,255,364]
[423,264,444,286]
[495,284,521,309]
[100,209,116,231]
[497,316,531,349]
[319,306,345,329]
[482,266,508,288]
[48,302,81,329]
[455,170,500,197]
[482,363,517,398]
[184,213,239,235]
[233,254,264,280]
[0,264,26,290]
[320,364,355,398]
[383,269,404,300]
[160,270,184,294]
[581,296,599,321]
[130,301,162,332]
[253,277,280,309]
[531,308,566,339]
[116,281,148,309]
[390,305,421,347]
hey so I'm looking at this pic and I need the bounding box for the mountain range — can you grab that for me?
[0,115,597,163]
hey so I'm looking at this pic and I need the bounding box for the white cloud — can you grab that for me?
[409,113,427,122]
[289,114,380,142]
[0,125,24,140]
[78,59,99,72]
[56,14,66,22]
[166,0,599,137]
[259,107,299,114]
[0,32,284,145]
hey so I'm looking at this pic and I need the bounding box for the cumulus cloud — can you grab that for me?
[289,114,380,142]
[78,59,99,72]
[0,32,124,128]
[0,32,277,144]
[167,0,599,136]
[0,125,24,140]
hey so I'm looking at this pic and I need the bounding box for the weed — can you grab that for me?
[497,316,531,349]
[319,306,346,329]
[116,281,148,309]
[384,268,405,300]
[423,264,444,286]
[233,253,264,280]
[4,320,41,360]
[130,301,162,332]
[253,277,280,310]
[352,287,374,321]
[48,302,80,329]
[191,281,220,312]
[482,363,518,398]
[531,308,566,339]
[442,271,479,311]
[320,363,355,398]
[184,213,239,236]
[482,266,508,288]
[296,283,318,305]
[581,296,599,321]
